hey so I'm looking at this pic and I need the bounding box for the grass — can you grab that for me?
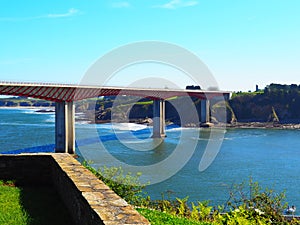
[136,208,212,225]
[0,180,29,225]
[0,180,73,225]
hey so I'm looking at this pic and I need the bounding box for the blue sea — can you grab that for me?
[1,108,300,209]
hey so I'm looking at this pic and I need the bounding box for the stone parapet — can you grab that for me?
[0,153,150,225]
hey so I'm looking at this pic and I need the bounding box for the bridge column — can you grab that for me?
[200,99,210,124]
[152,99,166,138]
[55,101,75,154]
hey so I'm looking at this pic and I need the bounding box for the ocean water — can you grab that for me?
[0,108,55,153]
[1,108,300,209]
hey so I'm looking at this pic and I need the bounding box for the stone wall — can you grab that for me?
[0,154,53,185]
[0,153,149,225]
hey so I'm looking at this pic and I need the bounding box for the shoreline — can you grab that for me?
[0,106,54,109]
[1,106,300,130]
[221,122,300,130]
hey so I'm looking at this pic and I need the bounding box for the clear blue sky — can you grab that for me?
[0,0,299,91]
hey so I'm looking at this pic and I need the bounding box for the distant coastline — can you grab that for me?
[2,83,300,129]
[0,106,54,109]
[2,105,300,129]
[224,122,300,130]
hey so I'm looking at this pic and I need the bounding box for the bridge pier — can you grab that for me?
[55,101,75,154]
[200,99,210,124]
[152,99,166,138]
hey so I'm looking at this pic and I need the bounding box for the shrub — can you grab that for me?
[213,205,270,225]
[136,208,211,225]
[217,178,288,223]
[83,161,148,206]
[191,201,213,222]
[82,162,293,224]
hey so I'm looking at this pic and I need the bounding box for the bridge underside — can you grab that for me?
[54,98,212,154]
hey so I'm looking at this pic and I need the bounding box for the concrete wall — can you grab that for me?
[0,153,149,225]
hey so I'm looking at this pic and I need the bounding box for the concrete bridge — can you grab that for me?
[0,81,230,154]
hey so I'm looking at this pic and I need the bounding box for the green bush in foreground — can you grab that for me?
[220,178,288,224]
[82,163,296,224]
[136,208,211,225]
[83,161,148,205]
[213,205,270,225]
[148,195,212,222]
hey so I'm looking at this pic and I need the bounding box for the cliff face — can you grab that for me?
[93,98,194,125]
[229,84,300,123]
[92,84,300,125]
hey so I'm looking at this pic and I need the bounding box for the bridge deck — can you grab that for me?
[0,81,230,102]
[0,81,230,153]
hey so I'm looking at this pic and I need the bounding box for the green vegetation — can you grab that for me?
[229,83,300,122]
[136,208,210,225]
[0,97,54,107]
[82,162,296,225]
[0,180,29,225]
[0,180,73,225]
[89,83,300,124]
[218,178,289,224]
[146,196,214,223]
[135,100,154,105]
[83,162,148,205]
[231,90,264,98]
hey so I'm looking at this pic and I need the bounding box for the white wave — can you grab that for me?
[166,127,183,132]
[17,108,39,114]
[75,112,86,119]
[111,123,148,131]
[40,113,55,123]
[45,119,55,123]
[167,127,201,132]
[232,133,268,139]
[94,123,148,131]
[223,137,233,140]
[76,120,90,125]
[24,108,55,114]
